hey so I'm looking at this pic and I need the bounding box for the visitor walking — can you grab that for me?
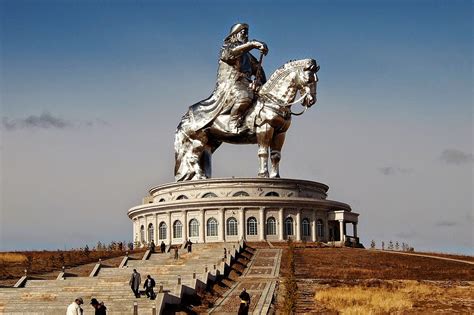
[149,240,156,253]
[90,298,107,315]
[174,246,179,260]
[160,241,166,253]
[144,275,156,299]
[66,297,84,315]
[238,288,250,315]
[129,269,141,298]
[186,239,193,253]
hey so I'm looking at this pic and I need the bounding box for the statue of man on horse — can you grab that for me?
[175,23,319,181]
[188,23,268,133]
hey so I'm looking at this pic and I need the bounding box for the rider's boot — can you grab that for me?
[229,99,251,133]
[228,116,242,133]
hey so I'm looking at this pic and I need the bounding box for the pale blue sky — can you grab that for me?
[1,0,472,253]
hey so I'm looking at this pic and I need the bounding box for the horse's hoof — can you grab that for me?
[270,174,280,178]
[257,172,269,178]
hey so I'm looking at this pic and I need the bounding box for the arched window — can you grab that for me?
[267,217,276,235]
[317,219,324,238]
[148,223,154,242]
[265,191,279,197]
[140,225,145,243]
[159,222,167,240]
[247,217,257,236]
[189,219,199,237]
[233,191,249,197]
[159,198,165,202]
[226,217,238,236]
[176,195,188,200]
[285,218,294,236]
[202,192,217,198]
[207,218,218,236]
[302,218,310,237]
[173,220,183,238]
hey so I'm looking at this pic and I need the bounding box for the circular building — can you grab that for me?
[128,178,360,247]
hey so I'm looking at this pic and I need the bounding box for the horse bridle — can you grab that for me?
[288,73,318,116]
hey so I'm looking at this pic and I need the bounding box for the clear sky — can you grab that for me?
[1,0,472,254]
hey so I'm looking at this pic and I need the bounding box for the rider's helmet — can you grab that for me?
[225,23,249,41]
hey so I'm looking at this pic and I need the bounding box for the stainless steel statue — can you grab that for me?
[175,23,319,181]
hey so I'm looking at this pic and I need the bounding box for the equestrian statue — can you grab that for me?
[174,23,319,181]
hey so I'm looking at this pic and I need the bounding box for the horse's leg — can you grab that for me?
[256,123,274,177]
[270,131,286,178]
[201,140,222,179]
[201,146,212,179]
[190,131,208,180]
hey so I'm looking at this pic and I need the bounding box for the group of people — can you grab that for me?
[148,240,167,253]
[66,297,106,315]
[129,269,156,299]
[66,287,251,314]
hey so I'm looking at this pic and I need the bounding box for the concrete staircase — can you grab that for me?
[0,241,244,314]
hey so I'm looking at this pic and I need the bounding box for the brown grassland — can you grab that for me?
[0,250,142,286]
[278,247,474,313]
[313,280,473,314]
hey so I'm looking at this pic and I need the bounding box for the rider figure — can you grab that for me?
[220,23,268,132]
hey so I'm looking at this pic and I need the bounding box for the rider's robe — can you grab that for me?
[187,41,266,131]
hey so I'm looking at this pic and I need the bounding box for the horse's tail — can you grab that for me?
[174,112,204,181]
[174,118,191,181]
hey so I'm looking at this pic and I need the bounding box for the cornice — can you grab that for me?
[127,197,351,218]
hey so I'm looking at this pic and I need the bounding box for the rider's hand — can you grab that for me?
[253,41,268,55]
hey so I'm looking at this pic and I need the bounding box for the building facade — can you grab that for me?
[128,178,359,247]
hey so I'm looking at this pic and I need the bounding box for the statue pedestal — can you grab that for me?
[128,178,359,247]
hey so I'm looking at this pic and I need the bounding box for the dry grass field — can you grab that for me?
[313,280,473,314]
[290,248,473,280]
[0,249,137,286]
[278,247,474,313]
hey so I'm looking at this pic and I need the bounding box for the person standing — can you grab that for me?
[129,269,141,298]
[90,298,107,315]
[66,297,83,315]
[143,275,156,299]
[173,246,179,260]
[187,239,193,253]
[149,240,156,253]
[160,241,166,253]
[238,288,250,315]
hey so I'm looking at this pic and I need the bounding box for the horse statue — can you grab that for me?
[174,58,319,181]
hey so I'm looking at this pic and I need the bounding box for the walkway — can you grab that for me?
[209,248,282,315]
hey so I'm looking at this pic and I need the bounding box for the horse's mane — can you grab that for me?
[259,58,315,94]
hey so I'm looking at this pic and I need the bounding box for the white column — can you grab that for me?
[133,220,137,245]
[219,209,225,241]
[259,207,265,241]
[167,212,172,244]
[324,219,329,242]
[339,220,344,242]
[296,209,301,241]
[143,217,148,244]
[353,223,358,238]
[278,208,284,241]
[182,211,187,241]
[239,208,245,240]
[154,214,158,243]
[199,210,205,243]
[311,211,316,242]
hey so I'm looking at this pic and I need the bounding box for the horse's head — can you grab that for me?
[297,59,319,108]
[258,58,320,110]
